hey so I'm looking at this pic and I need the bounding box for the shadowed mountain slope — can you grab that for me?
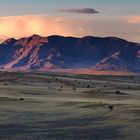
[0,34,140,73]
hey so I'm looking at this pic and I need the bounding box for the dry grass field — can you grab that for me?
[0,72,140,140]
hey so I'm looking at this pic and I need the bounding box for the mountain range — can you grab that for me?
[0,34,140,74]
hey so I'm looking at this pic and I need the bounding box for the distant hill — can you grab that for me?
[0,34,140,74]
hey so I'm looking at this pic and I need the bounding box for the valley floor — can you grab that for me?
[0,72,140,140]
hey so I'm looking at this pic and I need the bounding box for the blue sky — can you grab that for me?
[0,0,140,42]
[0,0,140,16]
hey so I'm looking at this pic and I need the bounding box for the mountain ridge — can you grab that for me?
[0,34,140,74]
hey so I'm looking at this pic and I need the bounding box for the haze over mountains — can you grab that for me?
[0,34,140,74]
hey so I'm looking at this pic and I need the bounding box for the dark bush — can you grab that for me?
[19,98,24,101]
[108,105,114,111]
[72,85,77,91]
[115,90,121,94]
[87,84,91,88]
[3,83,8,86]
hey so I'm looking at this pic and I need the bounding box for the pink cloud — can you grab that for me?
[125,15,140,24]
[0,15,92,41]
[0,15,140,43]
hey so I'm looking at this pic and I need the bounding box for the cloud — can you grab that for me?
[125,15,140,24]
[0,15,72,39]
[0,15,93,41]
[0,35,8,42]
[0,15,140,43]
[60,8,99,14]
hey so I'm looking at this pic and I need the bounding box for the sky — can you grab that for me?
[0,0,140,42]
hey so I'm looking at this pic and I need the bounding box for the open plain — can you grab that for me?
[0,72,140,140]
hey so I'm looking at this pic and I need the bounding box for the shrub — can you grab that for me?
[87,84,91,88]
[108,105,114,111]
[3,83,8,86]
[115,90,121,94]
[19,98,24,101]
[72,85,77,91]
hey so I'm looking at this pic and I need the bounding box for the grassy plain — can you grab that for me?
[0,72,139,140]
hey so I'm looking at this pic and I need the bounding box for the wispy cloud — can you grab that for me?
[60,8,99,14]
